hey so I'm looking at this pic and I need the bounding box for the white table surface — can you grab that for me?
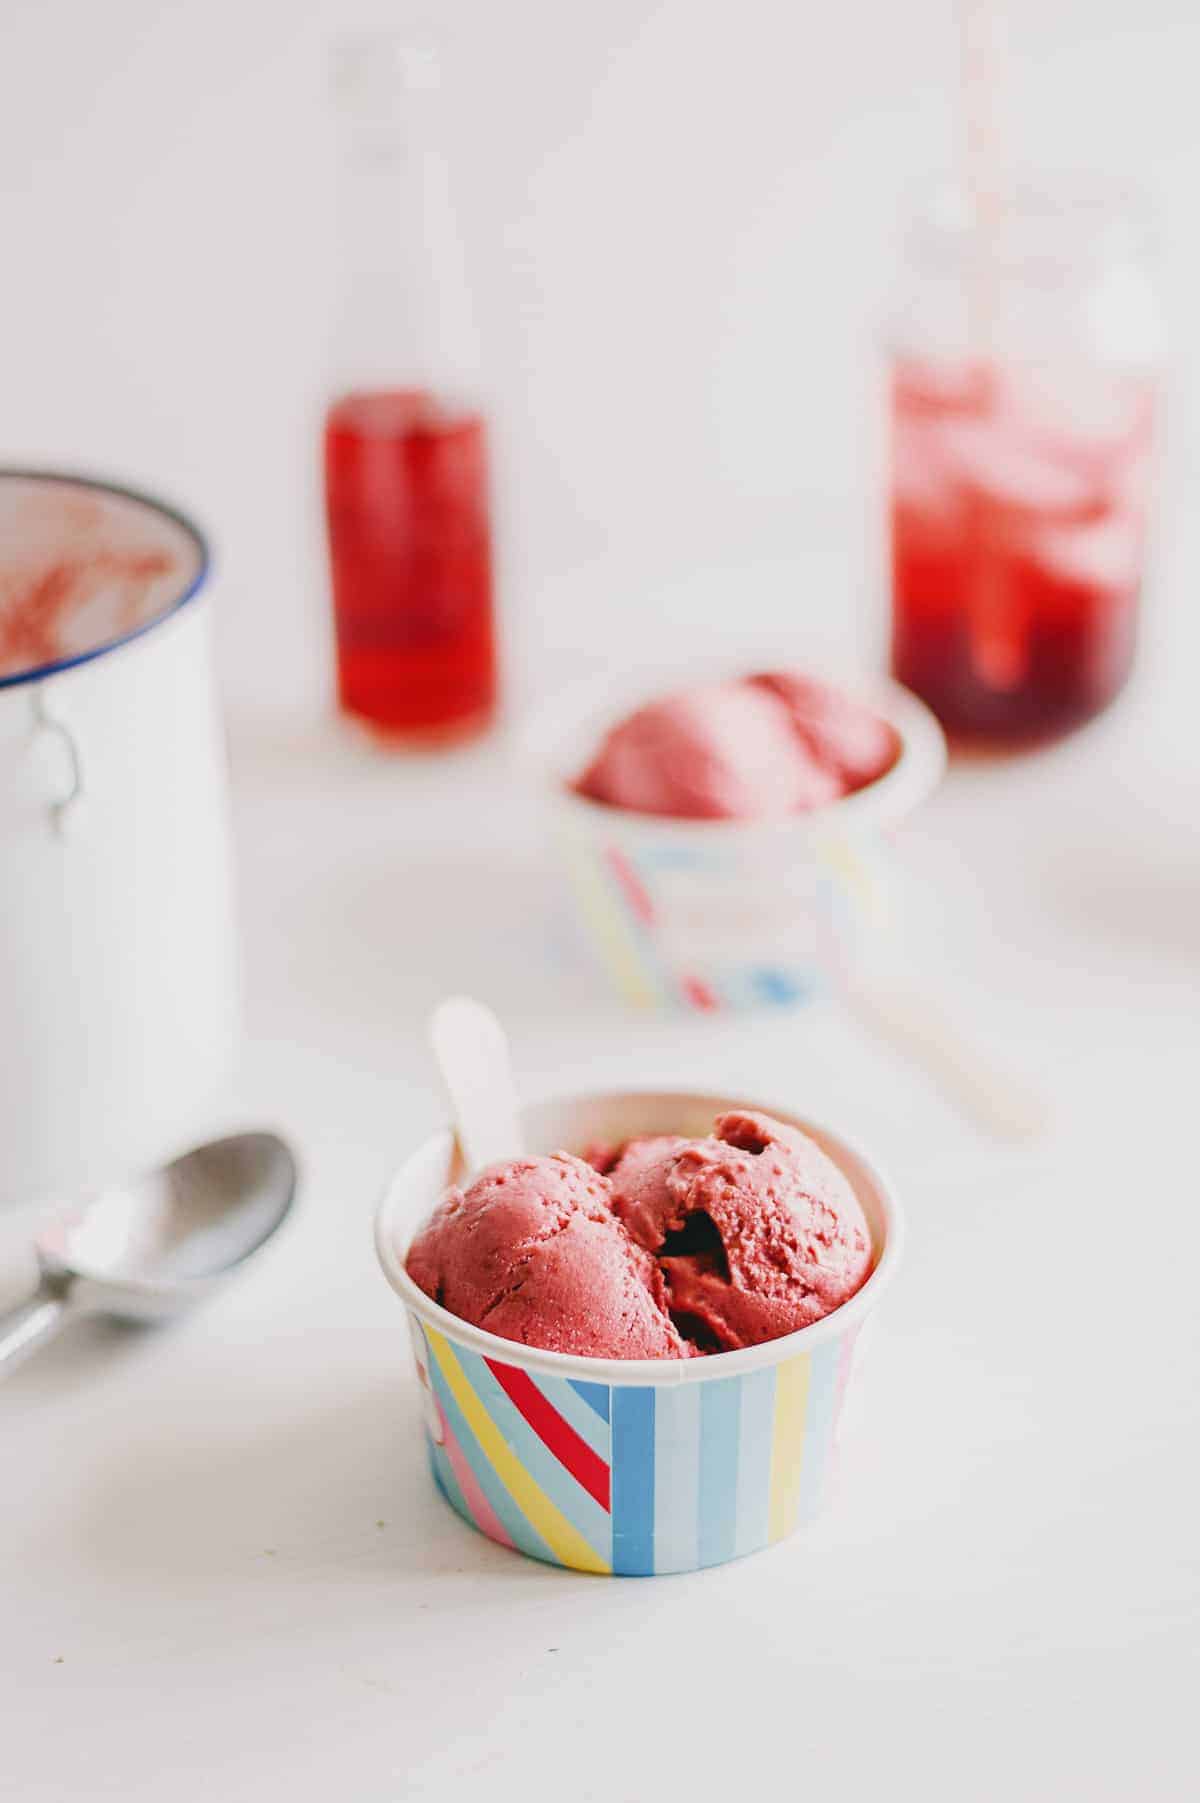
[4,3,1200,1798]
[5,619,1199,1802]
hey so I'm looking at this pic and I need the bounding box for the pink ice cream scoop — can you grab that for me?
[749,671,900,791]
[405,1152,689,1360]
[607,1110,872,1352]
[405,1111,873,1360]
[574,678,844,820]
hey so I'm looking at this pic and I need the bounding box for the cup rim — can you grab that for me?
[0,468,211,692]
[519,661,946,843]
[374,1087,905,1387]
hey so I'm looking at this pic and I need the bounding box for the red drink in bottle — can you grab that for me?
[324,390,496,741]
[325,37,498,744]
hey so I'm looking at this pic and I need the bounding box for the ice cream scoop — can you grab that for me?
[417,997,688,1358]
[573,669,903,821]
[405,1097,872,1359]
[405,1152,689,1359]
[607,1110,872,1351]
[574,677,844,819]
[749,670,900,790]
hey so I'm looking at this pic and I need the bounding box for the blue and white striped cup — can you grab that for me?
[375,1089,903,1576]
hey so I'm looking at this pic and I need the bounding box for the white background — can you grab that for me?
[3,4,1198,1800]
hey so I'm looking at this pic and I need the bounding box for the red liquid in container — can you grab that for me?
[890,360,1155,741]
[324,389,497,742]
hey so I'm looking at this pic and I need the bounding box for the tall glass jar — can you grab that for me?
[324,36,498,745]
[888,180,1164,742]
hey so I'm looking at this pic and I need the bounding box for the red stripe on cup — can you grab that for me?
[605,847,655,926]
[683,976,719,1011]
[484,1359,611,1512]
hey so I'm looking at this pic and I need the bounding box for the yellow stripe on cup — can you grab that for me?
[559,824,659,1010]
[768,1352,812,1543]
[815,832,887,927]
[425,1325,611,1575]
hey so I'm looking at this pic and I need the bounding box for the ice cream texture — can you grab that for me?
[749,671,901,794]
[404,1110,873,1359]
[404,1152,688,1359]
[607,1110,872,1351]
[574,670,899,820]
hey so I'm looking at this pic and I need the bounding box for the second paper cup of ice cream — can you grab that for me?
[375,1089,903,1577]
[523,663,945,1013]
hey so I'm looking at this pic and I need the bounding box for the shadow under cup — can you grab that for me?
[375,1090,904,1577]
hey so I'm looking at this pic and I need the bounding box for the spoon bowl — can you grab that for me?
[0,1131,297,1372]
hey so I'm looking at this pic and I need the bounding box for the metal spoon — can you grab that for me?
[0,1131,298,1376]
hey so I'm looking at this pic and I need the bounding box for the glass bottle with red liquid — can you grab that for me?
[888,183,1163,742]
[324,37,497,745]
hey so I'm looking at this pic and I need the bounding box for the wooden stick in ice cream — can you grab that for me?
[843,960,1049,1142]
[430,995,524,1175]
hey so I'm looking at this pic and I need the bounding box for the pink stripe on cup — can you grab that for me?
[832,1323,859,1433]
[435,1396,514,1548]
[605,847,655,925]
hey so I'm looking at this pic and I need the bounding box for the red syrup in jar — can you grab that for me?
[323,389,497,743]
[889,359,1156,742]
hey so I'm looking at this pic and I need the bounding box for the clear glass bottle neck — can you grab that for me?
[328,99,481,403]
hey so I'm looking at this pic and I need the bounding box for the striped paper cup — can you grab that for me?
[375,1088,902,1577]
[523,664,945,1013]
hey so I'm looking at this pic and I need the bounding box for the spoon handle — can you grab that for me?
[844,974,1049,1142]
[430,996,523,1176]
[0,1287,68,1376]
